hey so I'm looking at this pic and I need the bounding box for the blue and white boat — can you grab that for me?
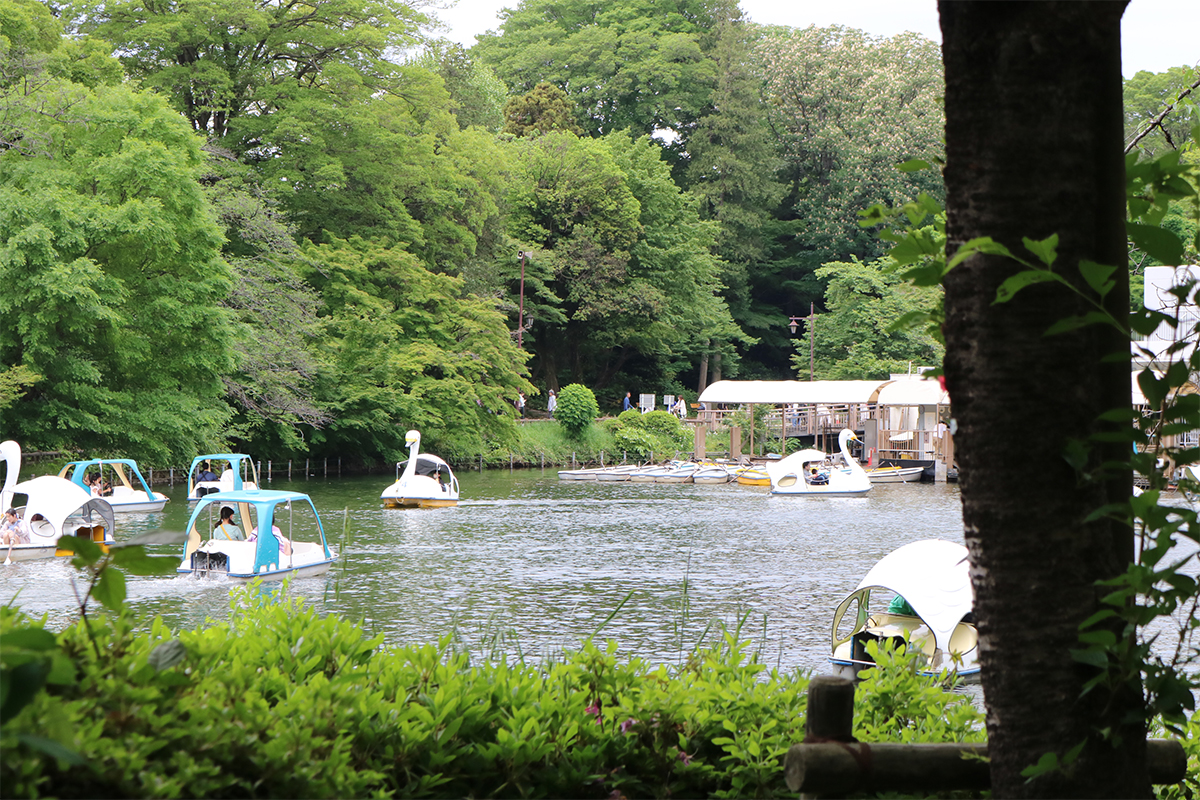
[178,489,336,581]
[58,458,169,512]
[186,453,260,503]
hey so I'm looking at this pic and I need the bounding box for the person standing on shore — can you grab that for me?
[622,392,633,412]
[547,390,557,418]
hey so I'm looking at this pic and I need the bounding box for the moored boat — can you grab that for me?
[59,458,169,512]
[692,464,732,484]
[655,463,697,483]
[594,465,642,482]
[179,489,336,581]
[380,430,459,508]
[829,539,979,682]
[865,465,925,484]
[734,466,770,486]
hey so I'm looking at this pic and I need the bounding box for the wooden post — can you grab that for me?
[694,423,706,461]
[169,468,173,486]
[289,460,292,479]
[338,457,341,476]
[268,460,272,482]
[572,452,576,467]
[730,425,742,460]
[324,458,327,477]
[148,467,153,486]
[601,450,605,467]
[306,458,310,479]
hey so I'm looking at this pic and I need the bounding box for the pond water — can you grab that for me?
[1,468,965,674]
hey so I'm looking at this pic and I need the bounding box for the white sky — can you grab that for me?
[427,0,1199,78]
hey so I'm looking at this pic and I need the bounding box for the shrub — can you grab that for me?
[555,383,599,439]
[612,409,692,461]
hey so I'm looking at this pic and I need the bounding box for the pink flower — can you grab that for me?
[585,703,600,718]
[678,750,693,765]
[619,718,637,734]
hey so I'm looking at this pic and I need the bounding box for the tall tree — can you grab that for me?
[68,0,427,142]
[939,2,1144,796]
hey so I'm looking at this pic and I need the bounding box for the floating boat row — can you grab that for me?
[558,461,740,484]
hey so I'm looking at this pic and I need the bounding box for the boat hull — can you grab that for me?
[828,657,981,684]
[383,497,459,508]
[866,466,925,484]
[108,499,169,513]
[178,557,336,582]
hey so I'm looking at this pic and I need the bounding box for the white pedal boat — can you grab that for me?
[829,539,979,681]
[380,430,459,508]
[59,458,168,512]
[767,430,871,496]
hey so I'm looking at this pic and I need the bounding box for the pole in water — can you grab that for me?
[324,458,327,477]
[289,460,292,480]
[149,467,153,486]
[338,457,341,476]
[510,454,513,472]
[572,452,576,467]
[268,460,272,482]
[169,467,174,485]
[601,450,604,467]
[306,458,310,479]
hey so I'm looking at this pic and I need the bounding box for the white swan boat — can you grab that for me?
[58,458,169,512]
[380,430,459,508]
[4,477,116,563]
[766,429,871,496]
[179,489,336,580]
[829,539,979,681]
[187,453,259,502]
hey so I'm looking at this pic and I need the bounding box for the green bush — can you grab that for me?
[555,383,599,439]
[612,409,692,461]
[0,590,994,799]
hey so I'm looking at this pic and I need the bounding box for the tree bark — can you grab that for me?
[698,346,710,396]
[939,2,1144,797]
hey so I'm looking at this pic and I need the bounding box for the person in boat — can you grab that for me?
[806,465,829,485]
[547,390,557,419]
[1,508,30,545]
[212,506,245,541]
[888,595,918,617]
[197,461,218,483]
[249,523,292,556]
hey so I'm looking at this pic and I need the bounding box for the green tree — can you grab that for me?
[796,258,943,380]
[298,236,532,461]
[68,0,427,142]
[0,29,235,463]
[754,25,945,272]
[474,0,738,168]
[410,43,508,132]
[554,382,598,438]
[504,81,585,137]
[1123,66,1199,158]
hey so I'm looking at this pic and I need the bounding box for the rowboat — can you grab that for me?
[655,464,697,483]
[734,467,770,486]
[595,465,642,482]
[865,465,925,484]
[629,466,671,482]
[692,464,732,484]
[179,489,337,580]
[829,539,979,682]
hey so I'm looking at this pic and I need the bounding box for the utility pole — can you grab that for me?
[788,304,816,380]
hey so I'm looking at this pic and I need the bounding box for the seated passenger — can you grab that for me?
[212,506,245,541]
[1,508,30,545]
[249,523,292,556]
[806,466,829,485]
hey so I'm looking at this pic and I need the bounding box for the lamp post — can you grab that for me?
[518,251,527,349]
[788,302,816,380]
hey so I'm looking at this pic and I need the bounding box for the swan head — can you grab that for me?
[405,430,421,447]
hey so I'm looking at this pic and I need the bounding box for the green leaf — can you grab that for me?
[91,568,127,612]
[1043,311,1116,336]
[1078,260,1116,298]
[112,546,180,575]
[1023,234,1059,267]
[994,270,1061,304]
[1021,751,1059,780]
[58,536,101,565]
[896,158,932,173]
[0,627,58,652]
[1128,221,1185,265]
[148,640,188,671]
[15,734,86,766]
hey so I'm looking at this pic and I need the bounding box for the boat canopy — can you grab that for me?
[398,455,452,478]
[852,539,972,655]
[699,380,891,406]
[876,379,949,406]
[13,476,115,538]
[61,458,155,494]
[184,489,331,574]
[765,449,828,481]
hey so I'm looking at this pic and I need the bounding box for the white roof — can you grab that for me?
[12,475,115,539]
[699,379,890,405]
[855,539,972,654]
[876,378,949,406]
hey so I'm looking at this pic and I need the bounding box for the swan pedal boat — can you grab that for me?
[58,458,169,512]
[767,429,871,496]
[180,489,336,581]
[830,539,979,682]
[3,476,116,563]
[187,453,259,502]
[865,465,925,484]
[381,430,459,508]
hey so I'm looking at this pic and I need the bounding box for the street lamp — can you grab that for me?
[788,303,816,381]
[517,251,528,349]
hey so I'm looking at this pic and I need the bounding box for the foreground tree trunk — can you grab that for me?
[939,3,1146,797]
